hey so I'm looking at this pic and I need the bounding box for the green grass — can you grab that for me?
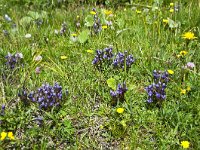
[0,1,200,149]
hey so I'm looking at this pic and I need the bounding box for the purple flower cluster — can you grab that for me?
[92,8,102,34]
[145,70,169,103]
[92,48,135,71]
[110,82,128,104]
[27,83,67,109]
[92,47,114,66]
[113,51,135,70]
[5,52,23,69]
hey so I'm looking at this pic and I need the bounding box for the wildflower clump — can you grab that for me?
[113,51,135,71]
[5,52,23,69]
[92,48,135,71]
[91,8,102,34]
[145,70,170,104]
[27,83,68,110]
[92,47,114,69]
[110,82,128,104]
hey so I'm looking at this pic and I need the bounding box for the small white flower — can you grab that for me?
[34,55,42,61]
[15,53,23,59]
[5,14,12,21]
[54,29,59,34]
[25,34,32,38]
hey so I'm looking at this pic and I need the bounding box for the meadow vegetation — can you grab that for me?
[0,0,200,149]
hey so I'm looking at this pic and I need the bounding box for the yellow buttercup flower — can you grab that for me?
[90,11,96,15]
[181,141,190,149]
[179,51,188,56]
[86,50,94,54]
[60,56,67,60]
[186,86,191,92]
[102,25,108,29]
[71,33,77,37]
[170,9,174,13]
[104,10,112,15]
[163,19,169,24]
[0,132,7,141]
[170,3,174,7]
[116,108,124,114]
[182,32,197,40]
[180,89,186,95]
[167,70,174,75]
[136,10,142,14]
[8,132,15,140]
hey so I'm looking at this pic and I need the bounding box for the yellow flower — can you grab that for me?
[182,32,197,40]
[77,15,80,18]
[170,9,174,13]
[71,33,77,37]
[179,51,188,56]
[90,11,96,15]
[180,89,186,95]
[8,132,15,140]
[181,141,190,149]
[102,25,108,29]
[86,49,94,54]
[124,8,127,11]
[167,70,174,75]
[104,10,112,15]
[116,108,124,114]
[170,3,174,7]
[163,19,169,24]
[60,56,67,60]
[186,86,191,92]
[0,132,7,141]
[136,10,142,14]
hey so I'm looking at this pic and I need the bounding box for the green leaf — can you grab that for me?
[85,15,93,27]
[168,18,179,28]
[19,16,33,26]
[28,11,40,20]
[78,29,90,44]
[116,18,125,29]
[107,78,116,90]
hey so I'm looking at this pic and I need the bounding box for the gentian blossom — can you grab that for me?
[110,82,128,104]
[145,70,169,104]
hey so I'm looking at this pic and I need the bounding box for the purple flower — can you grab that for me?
[110,82,127,104]
[5,52,23,69]
[1,104,5,116]
[186,62,195,69]
[35,67,41,74]
[145,70,169,104]
[92,47,114,67]
[113,51,135,70]
[27,83,67,110]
